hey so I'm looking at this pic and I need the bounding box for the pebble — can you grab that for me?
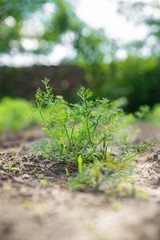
[22,174,30,179]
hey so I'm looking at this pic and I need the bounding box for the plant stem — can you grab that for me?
[64,124,71,146]
[39,107,54,139]
[91,115,102,138]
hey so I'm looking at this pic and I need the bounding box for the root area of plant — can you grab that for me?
[0,124,160,240]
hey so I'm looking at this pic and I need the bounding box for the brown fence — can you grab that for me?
[0,65,88,102]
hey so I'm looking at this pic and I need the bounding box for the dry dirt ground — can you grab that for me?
[0,124,160,240]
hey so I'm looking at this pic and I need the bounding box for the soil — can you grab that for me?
[0,123,160,240]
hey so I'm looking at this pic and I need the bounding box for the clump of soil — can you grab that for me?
[0,124,160,240]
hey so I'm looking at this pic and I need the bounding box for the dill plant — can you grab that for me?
[35,78,123,162]
[35,79,136,192]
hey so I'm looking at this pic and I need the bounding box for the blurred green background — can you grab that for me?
[0,0,160,112]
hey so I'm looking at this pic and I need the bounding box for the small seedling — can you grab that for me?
[132,141,153,153]
[23,200,32,209]
[39,179,48,186]
[65,168,70,176]
[34,79,139,194]
[4,162,20,173]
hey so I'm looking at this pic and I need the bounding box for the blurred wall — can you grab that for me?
[0,65,87,102]
[1,58,160,111]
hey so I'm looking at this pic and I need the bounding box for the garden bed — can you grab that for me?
[0,123,160,240]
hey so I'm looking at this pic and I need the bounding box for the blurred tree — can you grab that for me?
[117,0,160,56]
[0,0,79,53]
[116,56,160,111]
[0,0,46,52]
[0,0,112,64]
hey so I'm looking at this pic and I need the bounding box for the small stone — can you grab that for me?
[22,174,30,179]
[149,175,160,185]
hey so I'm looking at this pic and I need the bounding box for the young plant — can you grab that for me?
[35,78,123,163]
[34,79,137,193]
[4,162,20,173]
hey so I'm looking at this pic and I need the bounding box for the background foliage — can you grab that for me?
[0,0,160,112]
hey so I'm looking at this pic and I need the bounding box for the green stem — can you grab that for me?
[70,115,79,142]
[39,107,54,139]
[64,124,71,146]
[91,115,102,138]
[85,118,92,144]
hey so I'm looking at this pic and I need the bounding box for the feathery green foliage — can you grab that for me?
[35,78,123,162]
[33,79,139,193]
